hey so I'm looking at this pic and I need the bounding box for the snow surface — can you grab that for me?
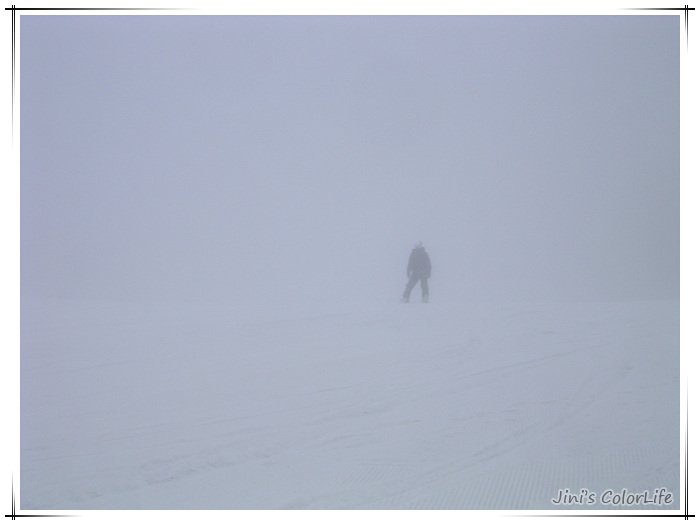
[20,298,679,510]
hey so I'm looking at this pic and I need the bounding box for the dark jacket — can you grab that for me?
[407,247,431,278]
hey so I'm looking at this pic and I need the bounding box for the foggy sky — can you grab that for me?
[20,15,680,303]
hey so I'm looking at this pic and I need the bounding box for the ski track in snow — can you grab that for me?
[20,299,679,510]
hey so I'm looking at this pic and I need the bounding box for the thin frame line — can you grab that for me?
[4,6,191,10]
[10,4,13,145]
[5,476,77,519]
[686,384,690,519]
[623,4,693,49]
[5,3,193,139]
[511,515,696,518]
[622,6,694,9]
[6,5,692,517]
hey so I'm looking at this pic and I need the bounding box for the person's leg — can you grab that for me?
[420,277,429,302]
[403,275,419,301]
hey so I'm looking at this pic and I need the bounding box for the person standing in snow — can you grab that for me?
[402,242,431,303]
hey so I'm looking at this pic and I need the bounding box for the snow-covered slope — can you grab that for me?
[20,299,679,510]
